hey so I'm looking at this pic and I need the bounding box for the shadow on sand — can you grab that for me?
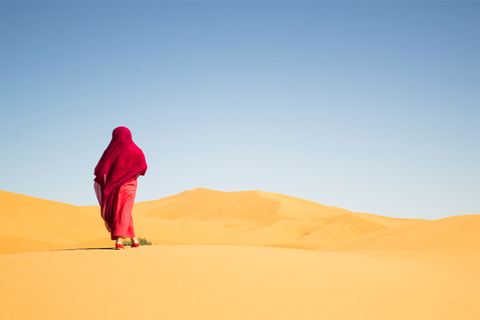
[53,247,115,252]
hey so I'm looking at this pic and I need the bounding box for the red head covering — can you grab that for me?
[94,126,147,229]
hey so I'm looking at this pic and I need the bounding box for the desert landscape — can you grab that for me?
[3,1,479,319]
[1,188,479,319]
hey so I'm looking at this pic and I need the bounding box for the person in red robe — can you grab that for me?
[94,126,147,250]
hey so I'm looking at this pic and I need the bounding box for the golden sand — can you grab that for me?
[1,188,479,319]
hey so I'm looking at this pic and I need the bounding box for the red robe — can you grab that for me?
[94,127,147,240]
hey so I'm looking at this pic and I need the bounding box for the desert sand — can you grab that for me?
[1,188,479,319]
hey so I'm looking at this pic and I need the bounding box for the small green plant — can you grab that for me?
[138,237,153,246]
[123,237,153,246]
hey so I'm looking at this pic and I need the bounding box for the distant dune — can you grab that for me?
[1,187,417,254]
[1,188,479,319]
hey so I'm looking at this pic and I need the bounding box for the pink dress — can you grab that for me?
[94,127,147,240]
[111,179,137,239]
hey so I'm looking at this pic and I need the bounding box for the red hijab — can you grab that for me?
[94,126,147,227]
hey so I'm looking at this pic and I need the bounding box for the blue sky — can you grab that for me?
[1,1,479,219]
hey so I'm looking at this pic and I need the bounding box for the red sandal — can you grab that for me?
[115,243,125,250]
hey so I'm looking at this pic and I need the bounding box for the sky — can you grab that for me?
[1,1,479,220]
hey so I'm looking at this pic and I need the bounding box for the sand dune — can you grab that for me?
[1,188,479,319]
[133,188,417,250]
[324,214,480,251]
[0,191,110,254]
[2,187,478,253]
[1,188,417,254]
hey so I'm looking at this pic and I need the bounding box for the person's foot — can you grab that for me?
[115,237,124,250]
[131,237,140,248]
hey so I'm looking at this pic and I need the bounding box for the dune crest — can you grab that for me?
[132,188,419,250]
[1,188,416,254]
[1,188,479,255]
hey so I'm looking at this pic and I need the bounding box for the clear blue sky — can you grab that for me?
[1,1,479,219]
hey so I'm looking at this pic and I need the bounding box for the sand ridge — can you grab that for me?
[2,188,478,254]
[1,188,418,254]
